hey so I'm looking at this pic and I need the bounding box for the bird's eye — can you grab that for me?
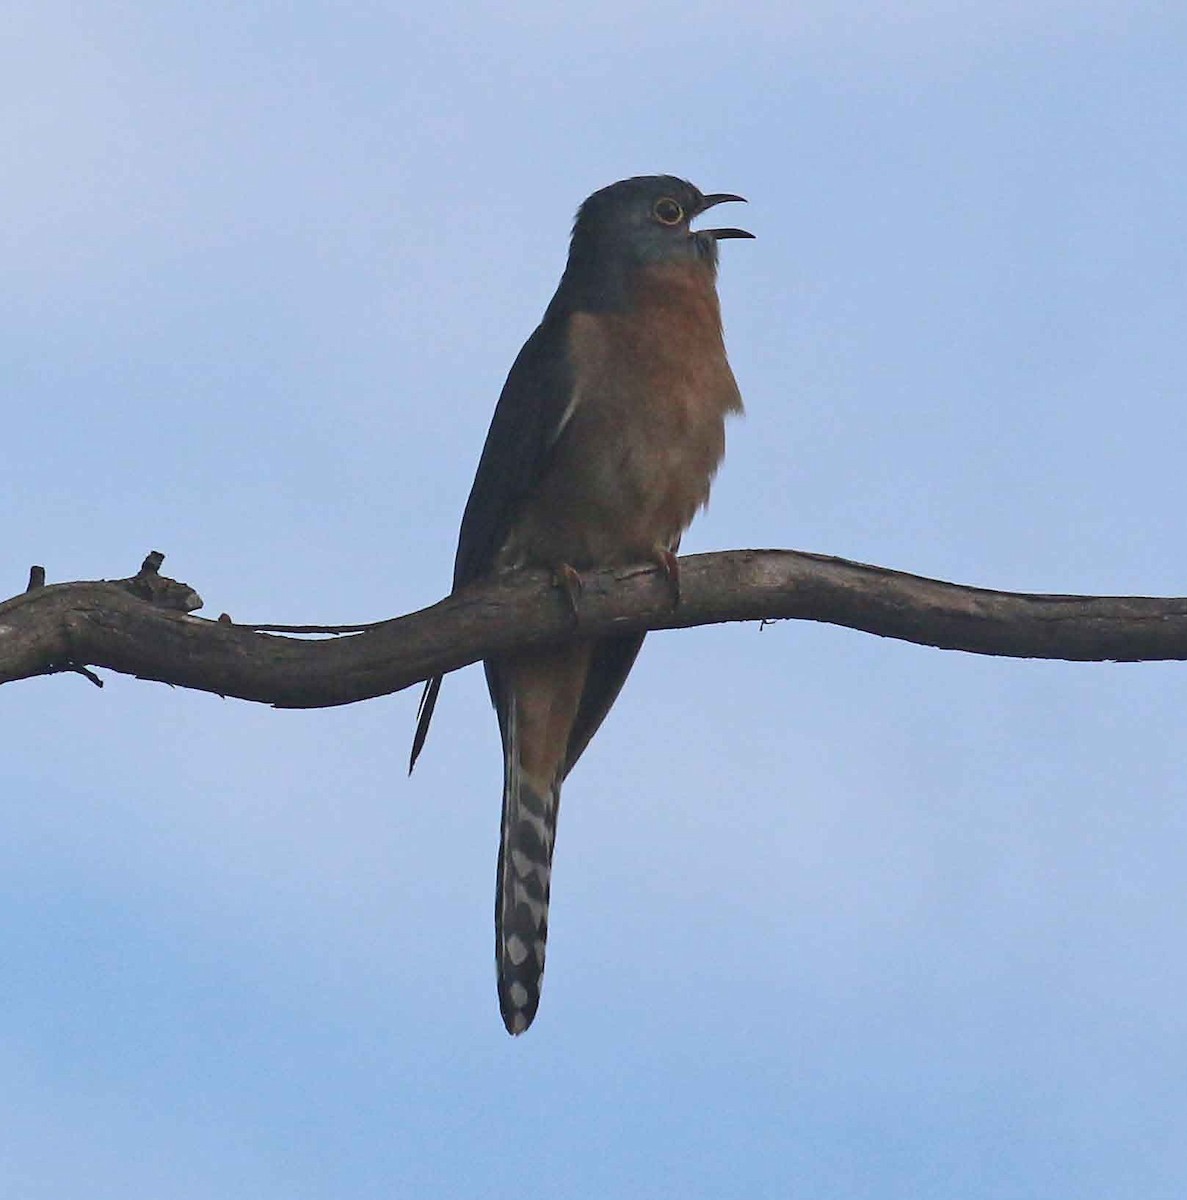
[653,197,684,226]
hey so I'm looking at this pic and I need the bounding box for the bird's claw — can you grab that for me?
[653,547,681,608]
[552,563,584,624]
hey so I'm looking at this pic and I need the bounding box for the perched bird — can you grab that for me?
[411,175,751,1034]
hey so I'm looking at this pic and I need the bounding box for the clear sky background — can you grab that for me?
[4,2,1187,1196]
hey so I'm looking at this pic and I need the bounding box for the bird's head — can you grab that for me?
[559,175,752,310]
[572,174,753,267]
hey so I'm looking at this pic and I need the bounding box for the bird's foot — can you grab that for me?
[552,563,584,624]
[652,547,681,608]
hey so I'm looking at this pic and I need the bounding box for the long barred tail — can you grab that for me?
[490,642,595,1034]
[496,724,560,1035]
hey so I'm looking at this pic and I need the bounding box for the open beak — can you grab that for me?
[695,192,755,240]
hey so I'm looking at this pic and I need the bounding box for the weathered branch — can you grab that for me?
[2,549,1186,709]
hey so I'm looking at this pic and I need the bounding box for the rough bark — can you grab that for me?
[3,550,1186,709]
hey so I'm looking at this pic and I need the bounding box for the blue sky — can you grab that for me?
[5,2,1187,1196]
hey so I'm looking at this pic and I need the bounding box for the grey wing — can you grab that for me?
[452,311,577,591]
[410,309,577,771]
[561,632,646,779]
[558,531,688,775]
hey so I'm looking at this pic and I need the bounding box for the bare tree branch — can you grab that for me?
[2,549,1186,709]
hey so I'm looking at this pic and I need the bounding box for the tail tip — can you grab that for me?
[500,981,538,1036]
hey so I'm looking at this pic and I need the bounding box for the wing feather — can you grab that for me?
[411,303,577,768]
[453,309,577,590]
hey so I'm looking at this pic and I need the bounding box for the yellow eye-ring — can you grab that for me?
[653,197,684,226]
